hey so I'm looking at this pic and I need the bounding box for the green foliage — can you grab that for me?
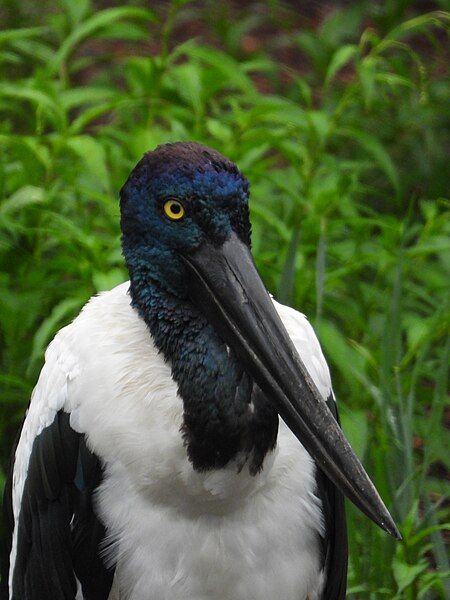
[0,1,448,597]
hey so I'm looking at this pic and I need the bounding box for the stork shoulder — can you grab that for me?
[272,299,332,401]
[12,283,138,502]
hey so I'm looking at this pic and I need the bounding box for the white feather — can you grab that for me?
[10,282,333,600]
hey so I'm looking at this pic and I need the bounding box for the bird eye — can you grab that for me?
[163,199,185,221]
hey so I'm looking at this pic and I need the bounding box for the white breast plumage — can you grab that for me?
[10,282,333,600]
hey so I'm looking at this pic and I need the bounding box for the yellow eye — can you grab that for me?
[163,199,185,221]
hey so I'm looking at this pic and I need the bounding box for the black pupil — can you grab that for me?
[171,202,181,214]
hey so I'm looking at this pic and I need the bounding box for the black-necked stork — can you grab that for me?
[1,142,400,600]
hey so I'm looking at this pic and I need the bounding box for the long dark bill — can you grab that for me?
[182,232,401,540]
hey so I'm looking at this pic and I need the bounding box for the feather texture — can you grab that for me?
[2,411,113,600]
[3,282,346,600]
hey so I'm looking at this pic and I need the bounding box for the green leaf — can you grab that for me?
[0,374,32,394]
[306,110,330,146]
[375,73,414,90]
[0,27,48,45]
[93,268,127,292]
[0,186,45,216]
[386,11,449,42]
[95,22,150,42]
[357,56,378,106]
[27,297,86,376]
[0,135,51,170]
[206,119,232,142]
[337,127,400,193]
[49,7,155,73]
[0,84,65,128]
[179,45,255,96]
[392,556,427,593]
[9,38,54,65]
[316,320,366,396]
[61,0,91,27]
[250,204,291,243]
[60,86,118,110]
[169,63,203,112]
[66,136,110,190]
[325,44,358,85]
[340,409,369,460]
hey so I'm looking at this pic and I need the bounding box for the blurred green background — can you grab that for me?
[0,0,448,597]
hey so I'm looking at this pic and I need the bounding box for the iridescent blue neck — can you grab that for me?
[128,269,278,473]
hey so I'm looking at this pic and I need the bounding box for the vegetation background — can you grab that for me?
[0,0,448,597]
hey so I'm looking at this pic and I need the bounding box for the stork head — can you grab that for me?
[120,141,400,541]
[120,142,251,297]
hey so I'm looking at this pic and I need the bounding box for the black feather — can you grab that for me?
[2,411,114,600]
[1,424,22,600]
[72,436,114,600]
[316,394,348,600]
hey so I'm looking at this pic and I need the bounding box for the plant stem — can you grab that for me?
[278,226,300,305]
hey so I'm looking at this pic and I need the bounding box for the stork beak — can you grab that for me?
[181,232,401,540]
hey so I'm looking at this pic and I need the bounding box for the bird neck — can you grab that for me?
[128,272,278,474]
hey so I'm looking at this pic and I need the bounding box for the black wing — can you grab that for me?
[1,423,22,600]
[1,411,114,600]
[316,394,348,600]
